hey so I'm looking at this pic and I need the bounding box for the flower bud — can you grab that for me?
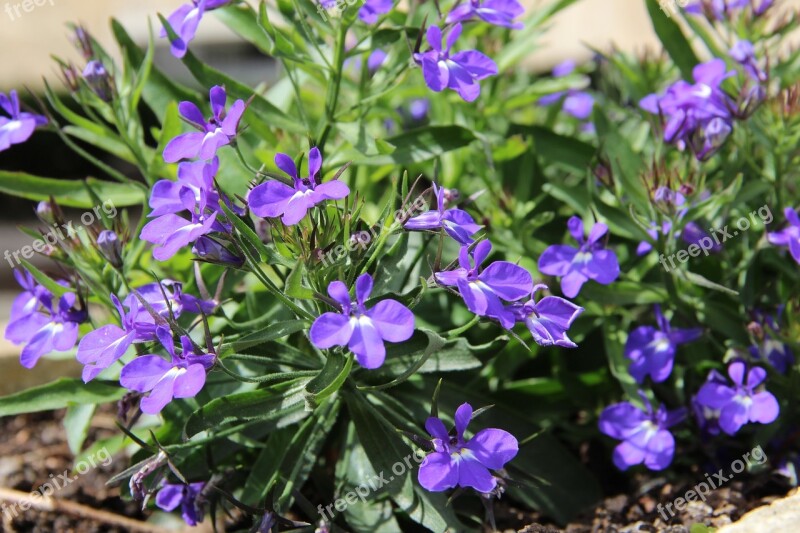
[97,230,123,268]
[192,236,244,267]
[83,60,113,101]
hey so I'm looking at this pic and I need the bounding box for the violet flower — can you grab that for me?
[599,400,685,471]
[404,183,482,244]
[309,273,414,369]
[141,188,220,260]
[0,90,48,152]
[77,281,215,382]
[150,158,221,217]
[506,284,583,347]
[695,361,780,435]
[156,482,206,526]
[538,60,595,120]
[414,24,498,103]
[446,0,525,29]
[161,0,231,58]
[747,306,794,374]
[640,59,735,159]
[625,305,703,383]
[163,86,245,163]
[538,216,620,298]
[730,40,766,82]
[358,0,393,23]
[767,207,800,265]
[247,148,350,226]
[5,273,86,369]
[435,241,533,329]
[120,329,215,415]
[418,402,518,493]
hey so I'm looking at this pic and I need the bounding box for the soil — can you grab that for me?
[0,409,792,532]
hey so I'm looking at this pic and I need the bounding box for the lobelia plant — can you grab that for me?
[0,0,799,530]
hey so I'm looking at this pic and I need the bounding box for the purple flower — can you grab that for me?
[625,305,702,383]
[141,189,220,260]
[692,382,723,437]
[506,284,583,347]
[538,60,595,120]
[5,272,86,369]
[408,98,430,122]
[599,400,685,471]
[767,207,800,265]
[730,40,766,82]
[0,90,47,152]
[247,148,349,226]
[640,59,735,159]
[358,0,393,23]
[77,281,215,382]
[404,183,482,244]
[418,403,518,493]
[156,482,206,526]
[161,0,231,58]
[435,241,533,329]
[414,24,498,103]
[695,361,780,435]
[120,329,215,415]
[309,273,414,369]
[538,216,620,298]
[446,0,525,29]
[163,86,245,163]
[747,306,794,374]
[150,158,221,217]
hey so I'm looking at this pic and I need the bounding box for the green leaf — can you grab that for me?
[111,19,199,123]
[646,0,699,80]
[184,377,311,436]
[221,202,294,268]
[286,259,315,299]
[509,124,595,174]
[305,353,353,409]
[0,379,124,417]
[178,47,305,134]
[580,282,668,306]
[18,259,73,297]
[64,404,96,455]
[375,332,488,377]
[360,329,446,390]
[331,126,477,166]
[0,171,145,208]
[225,320,309,352]
[275,398,341,509]
[677,270,739,296]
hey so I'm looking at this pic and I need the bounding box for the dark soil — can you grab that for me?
[0,409,791,532]
[0,408,148,532]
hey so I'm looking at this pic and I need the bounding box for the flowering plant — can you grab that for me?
[0,0,799,530]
